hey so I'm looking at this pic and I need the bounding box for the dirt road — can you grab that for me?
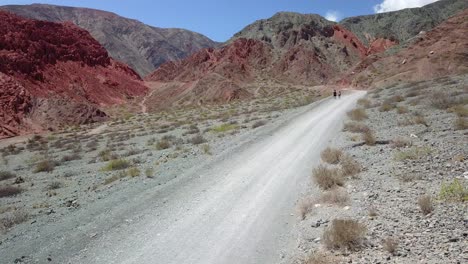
[0,91,365,264]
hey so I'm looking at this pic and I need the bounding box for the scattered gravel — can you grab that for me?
[292,75,468,264]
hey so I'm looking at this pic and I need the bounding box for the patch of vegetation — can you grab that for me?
[340,155,361,178]
[320,188,349,206]
[439,179,468,202]
[312,165,344,190]
[398,115,428,127]
[201,144,212,155]
[26,135,48,151]
[61,153,82,162]
[0,171,16,182]
[389,95,404,103]
[103,172,126,185]
[189,134,207,145]
[383,237,398,255]
[393,146,432,161]
[418,195,434,215]
[34,159,57,173]
[322,219,366,251]
[379,101,396,112]
[211,123,238,133]
[156,138,172,150]
[145,168,154,178]
[101,159,130,171]
[184,124,200,135]
[98,149,118,162]
[357,98,371,108]
[413,114,428,127]
[347,108,368,121]
[252,120,267,129]
[320,147,342,165]
[454,117,467,130]
[449,105,468,117]
[361,130,376,146]
[155,135,182,150]
[390,138,412,149]
[405,90,420,98]
[47,181,63,190]
[127,167,140,177]
[297,197,314,220]
[396,106,409,114]
[368,206,378,217]
[0,210,29,231]
[0,186,22,198]
[123,148,142,157]
[343,122,369,133]
[1,144,23,156]
[430,92,457,110]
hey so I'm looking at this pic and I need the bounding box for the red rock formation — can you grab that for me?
[367,38,399,55]
[145,29,374,107]
[148,39,270,83]
[145,39,268,108]
[272,44,334,84]
[332,25,368,58]
[0,74,33,138]
[0,11,148,138]
[144,17,400,108]
[1,4,219,76]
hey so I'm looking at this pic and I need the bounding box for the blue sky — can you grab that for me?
[0,0,440,41]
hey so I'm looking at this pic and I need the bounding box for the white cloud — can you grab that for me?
[325,10,340,22]
[374,0,440,13]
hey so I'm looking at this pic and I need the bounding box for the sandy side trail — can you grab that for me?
[139,82,160,114]
[0,91,365,264]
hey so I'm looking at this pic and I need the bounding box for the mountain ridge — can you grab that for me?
[143,13,379,109]
[0,4,219,76]
[340,0,468,45]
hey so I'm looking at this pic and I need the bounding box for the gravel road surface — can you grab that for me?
[1,91,365,264]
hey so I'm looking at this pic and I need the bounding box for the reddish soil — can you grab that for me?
[145,39,269,108]
[0,11,148,138]
[367,38,399,55]
[147,39,270,83]
[332,25,368,58]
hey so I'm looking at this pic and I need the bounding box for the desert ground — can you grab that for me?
[1,75,467,264]
[293,75,467,264]
[1,87,333,263]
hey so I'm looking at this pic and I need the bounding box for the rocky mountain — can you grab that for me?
[144,12,396,108]
[346,9,468,88]
[0,11,148,138]
[0,4,219,76]
[144,1,468,108]
[340,0,468,46]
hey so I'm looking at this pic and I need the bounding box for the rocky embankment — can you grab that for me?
[294,75,467,263]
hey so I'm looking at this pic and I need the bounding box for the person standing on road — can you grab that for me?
[338,91,341,99]
[333,89,337,99]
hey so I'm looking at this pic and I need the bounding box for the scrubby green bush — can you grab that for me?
[101,159,130,171]
[439,179,468,202]
[394,146,432,161]
[312,165,344,190]
[211,124,239,133]
[347,108,368,121]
